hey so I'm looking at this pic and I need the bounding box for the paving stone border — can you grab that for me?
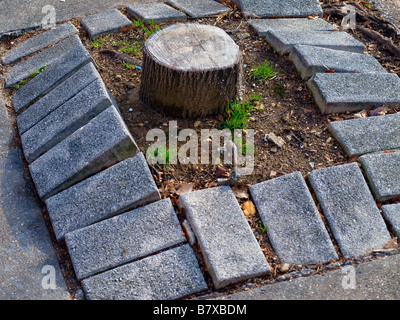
[21,78,114,164]
[66,198,186,280]
[13,44,94,114]
[29,106,139,199]
[5,34,83,88]
[2,3,400,300]
[17,62,101,135]
[46,152,161,240]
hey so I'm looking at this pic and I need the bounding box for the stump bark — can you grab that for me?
[140,23,242,118]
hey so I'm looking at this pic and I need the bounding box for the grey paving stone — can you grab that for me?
[46,152,161,240]
[2,22,78,65]
[81,9,132,38]
[126,3,187,23]
[29,106,139,199]
[166,0,229,18]
[308,73,400,114]
[0,92,14,153]
[359,151,400,202]
[250,171,338,265]
[4,34,83,88]
[248,18,335,37]
[81,243,208,300]
[308,163,392,258]
[21,78,113,164]
[265,30,365,55]
[17,62,101,135]
[0,148,70,300]
[13,43,93,114]
[381,203,400,238]
[233,0,323,18]
[66,198,185,279]
[290,45,387,79]
[179,186,270,289]
[328,113,400,156]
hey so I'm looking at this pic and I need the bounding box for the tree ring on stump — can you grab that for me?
[140,23,242,118]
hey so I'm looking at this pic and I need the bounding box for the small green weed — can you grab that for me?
[220,100,256,131]
[91,36,106,49]
[147,145,179,170]
[143,25,161,38]
[122,61,134,69]
[13,65,48,90]
[132,19,145,28]
[250,60,278,82]
[259,222,268,232]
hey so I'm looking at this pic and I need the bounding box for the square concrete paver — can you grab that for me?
[81,9,132,38]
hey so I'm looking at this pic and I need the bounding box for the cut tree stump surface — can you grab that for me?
[140,23,242,118]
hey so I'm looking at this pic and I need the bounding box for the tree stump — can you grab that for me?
[140,23,242,118]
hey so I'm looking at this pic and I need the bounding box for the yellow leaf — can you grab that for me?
[242,200,256,216]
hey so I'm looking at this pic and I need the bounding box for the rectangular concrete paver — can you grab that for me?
[17,62,101,135]
[28,106,139,199]
[266,30,365,55]
[233,0,323,18]
[359,151,400,202]
[289,45,387,79]
[307,73,400,114]
[328,112,400,156]
[81,243,208,300]
[179,186,270,289]
[46,152,161,240]
[308,163,392,258]
[381,203,400,238]
[4,34,83,88]
[66,198,185,280]
[250,171,338,265]
[248,18,335,37]
[81,9,132,38]
[21,78,113,163]
[166,0,229,18]
[12,43,93,113]
[126,3,187,23]
[2,22,78,65]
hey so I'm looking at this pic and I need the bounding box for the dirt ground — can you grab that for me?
[0,0,399,299]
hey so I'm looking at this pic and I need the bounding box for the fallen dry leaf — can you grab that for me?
[176,182,195,195]
[242,200,256,216]
[384,237,398,250]
[232,185,249,199]
[215,165,229,178]
[369,106,388,117]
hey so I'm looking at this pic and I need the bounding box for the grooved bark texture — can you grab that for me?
[140,23,242,118]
